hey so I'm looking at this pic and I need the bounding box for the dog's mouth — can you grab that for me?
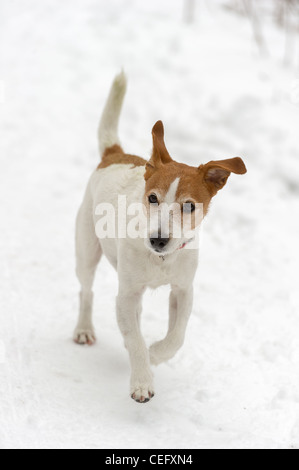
[145,237,193,257]
[145,240,170,256]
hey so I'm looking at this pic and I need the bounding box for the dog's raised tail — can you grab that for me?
[98,70,127,156]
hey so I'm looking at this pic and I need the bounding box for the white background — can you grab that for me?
[0,0,299,449]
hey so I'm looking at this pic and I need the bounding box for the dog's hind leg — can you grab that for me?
[73,190,102,345]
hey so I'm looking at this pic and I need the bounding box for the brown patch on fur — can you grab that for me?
[97,145,147,170]
[150,121,172,165]
[144,161,213,216]
[98,123,247,229]
[200,157,247,196]
[144,121,247,218]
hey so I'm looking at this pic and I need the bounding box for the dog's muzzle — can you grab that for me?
[150,236,170,252]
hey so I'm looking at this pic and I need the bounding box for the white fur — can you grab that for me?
[164,177,180,204]
[98,70,127,155]
[74,74,200,402]
[74,165,199,401]
[146,176,192,254]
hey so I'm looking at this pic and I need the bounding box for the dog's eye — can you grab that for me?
[148,194,158,204]
[182,202,195,213]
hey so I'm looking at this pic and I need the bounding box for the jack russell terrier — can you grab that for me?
[73,71,247,403]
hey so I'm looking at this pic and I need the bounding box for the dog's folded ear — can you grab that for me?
[200,157,247,196]
[147,121,173,169]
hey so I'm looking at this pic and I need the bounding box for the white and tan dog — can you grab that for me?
[74,72,247,403]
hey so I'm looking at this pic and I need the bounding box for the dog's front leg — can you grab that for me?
[116,290,154,403]
[150,286,193,365]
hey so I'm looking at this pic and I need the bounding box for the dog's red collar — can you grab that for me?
[159,239,195,261]
[178,242,188,250]
[178,238,194,250]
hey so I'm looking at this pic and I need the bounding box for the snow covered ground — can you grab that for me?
[0,0,299,449]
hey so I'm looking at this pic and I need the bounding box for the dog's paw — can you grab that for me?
[131,387,155,404]
[73,328,96,346]
[130,373,155,403]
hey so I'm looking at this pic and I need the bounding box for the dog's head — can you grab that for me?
[143,121,247,256]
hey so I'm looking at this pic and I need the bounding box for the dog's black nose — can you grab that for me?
[150,236,170,251]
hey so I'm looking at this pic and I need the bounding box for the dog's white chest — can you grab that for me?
[144,258,176,289]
